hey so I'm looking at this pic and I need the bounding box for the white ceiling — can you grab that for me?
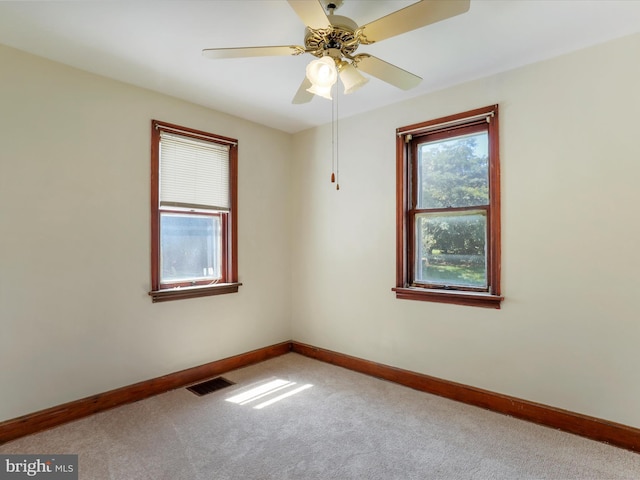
[1,0,639,133]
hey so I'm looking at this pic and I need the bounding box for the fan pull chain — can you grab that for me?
[335,84,340,190]
[331,84,336,184]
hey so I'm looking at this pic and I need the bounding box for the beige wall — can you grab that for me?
[2,31,640,431]
[291,32,640,429]
[0,44,292,421]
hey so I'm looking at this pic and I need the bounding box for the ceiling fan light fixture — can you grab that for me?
[305,56,338,100]
[339,62,369,95]
[204,0,472,105]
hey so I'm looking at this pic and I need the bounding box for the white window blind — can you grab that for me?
[160,132,230,211]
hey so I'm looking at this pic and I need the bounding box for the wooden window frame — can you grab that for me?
[149,120,240,303]
[393,105,503,308]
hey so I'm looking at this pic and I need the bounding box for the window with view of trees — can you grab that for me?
[394,105,502,308]
[149,120,240,303]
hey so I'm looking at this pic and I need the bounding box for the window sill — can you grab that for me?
[392,287,503,309]
[149,282,242,303]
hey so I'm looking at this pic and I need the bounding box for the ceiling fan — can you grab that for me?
[202,0,471,103]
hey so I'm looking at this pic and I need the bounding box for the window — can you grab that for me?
[149,120,240,302]
[394,105,502,308]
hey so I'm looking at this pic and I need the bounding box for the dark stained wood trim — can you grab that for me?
[4,340,639,454]
[149,282,243,303]
[392,287,503,309]
[397,104,498,135]
[0,341,291,445]
[395,131,407,288]
[150,120,161,291]
[488,105,501,297]
[228,142,239,283]
[291,341,640,454]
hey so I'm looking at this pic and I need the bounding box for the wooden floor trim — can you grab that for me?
[291,341,640,454]
[3,340,639,454]
[0,341,292,444]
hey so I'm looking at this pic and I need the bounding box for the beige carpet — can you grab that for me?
[2,353,639,479]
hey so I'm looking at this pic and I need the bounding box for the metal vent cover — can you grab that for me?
[187,377,235,396]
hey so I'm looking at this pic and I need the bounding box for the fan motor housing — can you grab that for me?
[304,14,361,59]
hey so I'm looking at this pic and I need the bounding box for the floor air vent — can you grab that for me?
[187,377,235,396]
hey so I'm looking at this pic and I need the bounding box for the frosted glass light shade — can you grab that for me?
[306,83,334,100]
[306,56,338,100]
[339,63,369,94]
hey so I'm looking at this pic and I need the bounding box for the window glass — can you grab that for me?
[417,132,488,209]
[415,212,487,288]
[160,213,221,284]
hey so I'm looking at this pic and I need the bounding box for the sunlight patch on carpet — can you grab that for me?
[253,383,313,409]
[226,378,313,409]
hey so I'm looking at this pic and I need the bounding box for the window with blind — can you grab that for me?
[150,120,240,302]
[393,105,503,308]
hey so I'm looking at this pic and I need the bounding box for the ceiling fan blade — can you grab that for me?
[355,55,422,90]
[361,0,470,43]
[202,46,302,59]
[287,0,330,29]
[292,77,314,104]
